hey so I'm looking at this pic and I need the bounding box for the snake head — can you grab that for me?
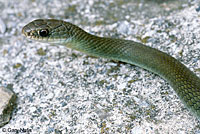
[22,19,76,44]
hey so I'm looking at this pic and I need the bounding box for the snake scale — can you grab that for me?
[22,19,200,120]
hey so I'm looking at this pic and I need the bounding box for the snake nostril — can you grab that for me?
[27,32,30,36]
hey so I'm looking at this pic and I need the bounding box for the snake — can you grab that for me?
[22,19,200,120]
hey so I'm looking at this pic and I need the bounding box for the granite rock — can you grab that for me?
[0,87,17,127]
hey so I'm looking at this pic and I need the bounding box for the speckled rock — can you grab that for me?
[0,18,6,34]
[0,87,17,127]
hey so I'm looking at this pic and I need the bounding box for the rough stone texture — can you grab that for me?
[0,0,200,133]
[0,87,16,127]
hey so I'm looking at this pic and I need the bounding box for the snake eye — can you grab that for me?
[39,29,49,37]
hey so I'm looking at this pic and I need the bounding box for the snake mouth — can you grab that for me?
[22,31,33,39]
[22,24,36,39]
[22,27,29,37]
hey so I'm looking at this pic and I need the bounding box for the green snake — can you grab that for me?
[22,19,200,120]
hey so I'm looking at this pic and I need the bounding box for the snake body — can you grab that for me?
[22,19,200,119]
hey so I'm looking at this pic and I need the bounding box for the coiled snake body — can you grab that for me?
[22,19,200,119]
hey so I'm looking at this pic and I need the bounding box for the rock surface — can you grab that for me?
[0,87,16,127]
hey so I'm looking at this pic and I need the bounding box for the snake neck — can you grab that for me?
[67,34,200,119]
